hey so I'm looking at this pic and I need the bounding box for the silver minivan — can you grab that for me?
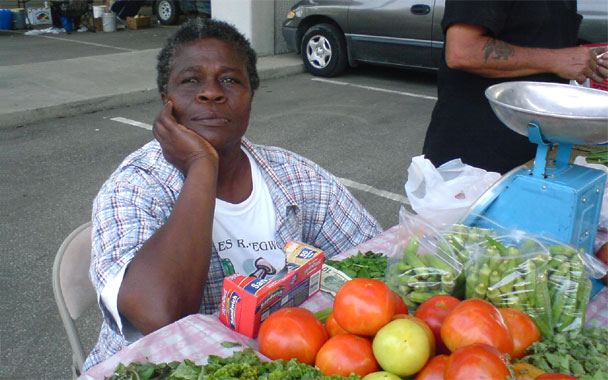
[282,0,608,77]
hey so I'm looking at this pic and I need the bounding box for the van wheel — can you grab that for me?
[156,0,179,25]
[301,23,347,77]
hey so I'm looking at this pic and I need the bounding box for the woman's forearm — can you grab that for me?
[118,159,218,334]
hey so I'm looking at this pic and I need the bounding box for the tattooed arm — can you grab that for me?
[444,23,606,84]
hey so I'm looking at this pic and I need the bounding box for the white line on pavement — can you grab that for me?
[338,177,409,205]
[28,34,136,52]
[109,117,407,204]
[110,117,152,130]
[311,77,438,100]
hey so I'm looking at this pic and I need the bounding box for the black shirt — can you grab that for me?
[422,0,582,174]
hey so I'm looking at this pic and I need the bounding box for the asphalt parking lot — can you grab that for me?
[1,61,439,379]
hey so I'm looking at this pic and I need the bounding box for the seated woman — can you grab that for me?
[83,18,382,371]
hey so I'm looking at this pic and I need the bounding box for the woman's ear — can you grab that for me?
[161,93,168,105]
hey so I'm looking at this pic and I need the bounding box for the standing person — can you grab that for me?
[83,18,382,371]
[422,0,608,174]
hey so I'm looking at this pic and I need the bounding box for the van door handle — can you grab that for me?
[411,4,431,15]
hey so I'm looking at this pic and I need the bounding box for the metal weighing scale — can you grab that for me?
[461,81,608,296]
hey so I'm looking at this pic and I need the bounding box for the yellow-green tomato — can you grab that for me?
[361,371,402,380]
[372,319,432,377]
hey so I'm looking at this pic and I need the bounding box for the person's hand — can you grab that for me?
[594,48,608,83]
[153,101,219,175]
[552,46,604,84]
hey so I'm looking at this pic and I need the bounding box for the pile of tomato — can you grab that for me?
[257,278,579,380]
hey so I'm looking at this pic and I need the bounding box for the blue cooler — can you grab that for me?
[0,9,12,29]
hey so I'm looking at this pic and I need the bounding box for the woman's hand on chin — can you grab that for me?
[153,101,219,175]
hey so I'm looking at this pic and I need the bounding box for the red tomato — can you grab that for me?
[392,290,409,315]
[391,314,436,356]
[415,354,449,380]
[315,334,379,377]
[414,295,461,354]
[499,308,541,359]
[325,312,348,338]
[333,278,396,336]
[444,343,511,380]
[535,374,580,380]
[257,307,328,364]
[441,299,514,356]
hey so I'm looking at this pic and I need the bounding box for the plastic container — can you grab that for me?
[102,12,115,32]
[61,15,72,33]
[11,8,26,29]
[0,9,11,30]
[93,5,106,18]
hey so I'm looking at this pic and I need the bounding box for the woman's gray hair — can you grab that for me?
[156,18,259,94]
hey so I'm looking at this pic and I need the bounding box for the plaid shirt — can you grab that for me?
[83,138,382,371]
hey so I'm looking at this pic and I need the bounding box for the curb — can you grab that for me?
[1,61,304,130]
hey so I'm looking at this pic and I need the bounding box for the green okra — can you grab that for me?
[485,236,508,254]
[395,261,413,273]
[502,294,521,309]
[402,296,417,310]
[497,271,519,294]
[465,269,478,299]
[407,276,427,289]
[424,253,454,275]
[520,239,541,254]
[534,280,554,337]
[485,246,502,272]
[441,273,455,294]
[408,291,436,304]
[577,278,592,332]
[551,277,570,324]
[513,281,530,306]
[487,287,503,306]
[556,293,578,332]
[398,274,411,284]
[524,261,537,308]
[473,282,487,299]
[489,270,502,288]
[397,284,410,296]
[549,244,578,258]
[403,239,428,276]
[478,263,492,289]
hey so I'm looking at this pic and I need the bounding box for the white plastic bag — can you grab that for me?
[405,155,501,226]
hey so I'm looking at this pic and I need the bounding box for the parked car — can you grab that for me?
[148,0,210,25]
[282,0,608,77]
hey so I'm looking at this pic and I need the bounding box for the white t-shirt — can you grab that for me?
[100,149,282,337]
[212,149,285,279]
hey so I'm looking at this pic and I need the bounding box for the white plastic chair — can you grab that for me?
[52,222,97,379]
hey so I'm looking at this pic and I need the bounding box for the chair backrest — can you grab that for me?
[52,222,97,378]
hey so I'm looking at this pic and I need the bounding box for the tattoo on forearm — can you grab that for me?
[483,39,514,62]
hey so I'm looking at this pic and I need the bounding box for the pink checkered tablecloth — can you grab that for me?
[79,225,607,379]
[79,227,400,379]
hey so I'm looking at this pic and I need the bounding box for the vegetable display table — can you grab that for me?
[78,225,608,379]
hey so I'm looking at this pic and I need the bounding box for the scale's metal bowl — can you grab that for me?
[485,81,608,145]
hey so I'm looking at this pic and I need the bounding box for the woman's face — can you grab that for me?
[163,38,253,151]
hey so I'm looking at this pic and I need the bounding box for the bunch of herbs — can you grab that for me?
[516,326,608,380]
[324,250,387,280]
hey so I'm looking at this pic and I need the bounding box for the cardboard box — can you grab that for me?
[218,241,324,338]
[93,17,103,32]
[27,7,52,25]
[127,16,150,30]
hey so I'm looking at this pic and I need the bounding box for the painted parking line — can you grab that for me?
[311,77,438,100]
[25,33,136,52]
[109,117,408,204]
[110,116,152,130]
[338,177,409,205]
